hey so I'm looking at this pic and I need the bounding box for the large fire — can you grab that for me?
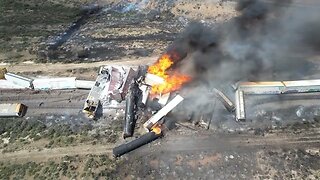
[148,53,191,94]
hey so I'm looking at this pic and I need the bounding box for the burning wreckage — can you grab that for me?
[83,51,192,157]
[83,49,320,157]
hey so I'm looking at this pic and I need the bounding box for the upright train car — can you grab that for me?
[0,103,28,117]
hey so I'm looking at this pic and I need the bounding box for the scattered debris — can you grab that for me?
[213,88,235,112]
[139,85,150,105]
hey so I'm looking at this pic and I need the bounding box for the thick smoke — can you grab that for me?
[170,0,320,117]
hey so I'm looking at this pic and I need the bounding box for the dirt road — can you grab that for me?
[3,56,156,74]
[1,126,318,161]
[0,56,157,80]
[0,144,113,163]
[134,126,320,155]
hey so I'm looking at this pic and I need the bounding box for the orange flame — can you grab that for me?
[148,53,191,94]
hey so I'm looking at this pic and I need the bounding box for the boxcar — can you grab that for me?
[0,103,28,117]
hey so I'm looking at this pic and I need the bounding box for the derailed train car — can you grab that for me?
[0,103,28,117]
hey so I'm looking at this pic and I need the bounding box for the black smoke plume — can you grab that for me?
[168,0,320,117]
[172,0,320,86]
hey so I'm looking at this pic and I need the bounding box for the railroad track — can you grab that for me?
[0,90,88,102]
[0,89,90,115]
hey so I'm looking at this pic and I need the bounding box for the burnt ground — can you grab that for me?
[0,0,237,63]
[120,129,320,179]
[36,3,215,62]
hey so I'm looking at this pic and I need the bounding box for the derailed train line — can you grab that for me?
[80,64,320,157]
[4,64,320,157]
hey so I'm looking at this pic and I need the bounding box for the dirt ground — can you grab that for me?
[2,56,157,80]
[0,128,319,179]
[1,0,320,179]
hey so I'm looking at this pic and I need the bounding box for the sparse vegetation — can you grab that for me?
[0,117,122,152]
[0,118,46,142]
[0,154,121,179]
[0,0,82,62]
[0,0,81,39]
